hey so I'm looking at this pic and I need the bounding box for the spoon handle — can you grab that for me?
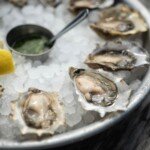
[48,9,90,44]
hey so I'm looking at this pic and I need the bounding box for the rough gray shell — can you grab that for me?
[85,41,150,71]
[69,0,105,13]
[40,0,62,7]
[90,4,148,36]
[69,67,131,117]
[9,0,27,7]
[11,88,65,136]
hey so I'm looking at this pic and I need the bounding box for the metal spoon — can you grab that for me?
[46,0,115,46]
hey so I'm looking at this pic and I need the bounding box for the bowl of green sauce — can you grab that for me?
[6,24,55,61]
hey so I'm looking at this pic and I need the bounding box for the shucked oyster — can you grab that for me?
[11,88,65,136]
[85,41,150,71]
[0,85,4,98]
[91,4,148,36]
[9,0,27,7]
[69,67,131,117]
[69,0,105,12]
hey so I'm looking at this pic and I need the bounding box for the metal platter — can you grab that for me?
[0,0,150,149]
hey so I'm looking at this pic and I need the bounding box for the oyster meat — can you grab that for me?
[85,41,150,71]
[90,4,148,36]
[69,0,105,12]
[11,88,65,136]
[9,0,28,7]
[0,85,4,98]
[69,67,131,117]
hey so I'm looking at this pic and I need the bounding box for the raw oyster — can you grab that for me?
[9,0,27,7]
[0,85,4,98]
[90,4,148,36]
[85,41,150,71]
[11,88,65,136]
[69,67,131,117]
[40,0,62,7]
[69,0,105,12]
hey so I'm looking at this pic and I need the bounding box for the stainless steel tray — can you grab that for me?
[0,0,150,149]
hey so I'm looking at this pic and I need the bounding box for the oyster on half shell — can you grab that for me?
[69,0,105,13]
[90,4,148,36]
[0,85,4,98]
[69,67,131,117]
[11,88,65,136]
[85,41,150,71]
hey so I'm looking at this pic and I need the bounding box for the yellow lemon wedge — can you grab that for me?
[0,49,15,75]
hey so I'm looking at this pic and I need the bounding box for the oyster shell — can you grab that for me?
[40,0,62,7]
[0,85,4,98]
[69,67,131,117]
[85,41,150,71]
[11,88,65,136]
[69,0,105,12]
[90,4,148,36]
[9,0,27,7]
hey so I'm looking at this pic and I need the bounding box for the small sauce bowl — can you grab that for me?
[6,24,55,62]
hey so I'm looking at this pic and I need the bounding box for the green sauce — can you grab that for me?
[13,35,48,55]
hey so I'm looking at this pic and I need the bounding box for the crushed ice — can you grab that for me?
[0,0,145,139]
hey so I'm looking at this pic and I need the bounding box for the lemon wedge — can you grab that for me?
[0,49,15,75]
